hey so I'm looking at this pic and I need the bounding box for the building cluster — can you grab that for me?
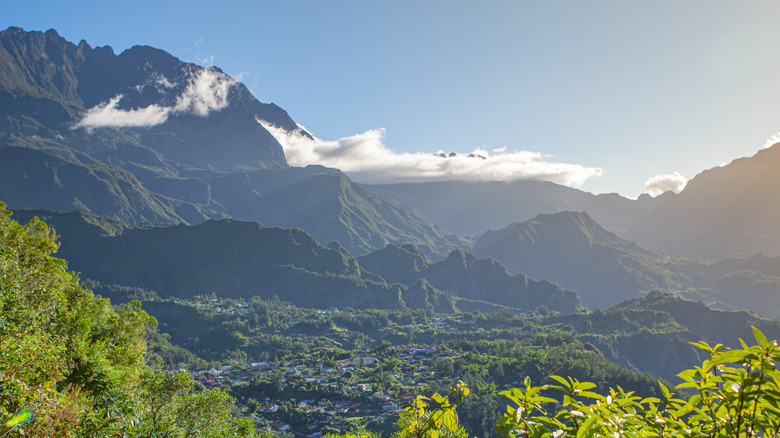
[170,343,461,435]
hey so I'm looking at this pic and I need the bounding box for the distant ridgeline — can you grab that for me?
[9,207,581,315]
[471,211,780,318]
[3,26,780,318]
[368,143,780,260]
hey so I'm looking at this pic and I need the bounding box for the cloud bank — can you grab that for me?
[644,172,688,197]
[74,68,235,129]
[765,132,780,149]
[259,121,604,187]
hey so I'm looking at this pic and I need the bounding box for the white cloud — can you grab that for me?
[259,121,604,187]
[764,132,780,149]
[173,68,234,116]
[73,95,170,128]
[644,172,688,197]
[74,68,235,129]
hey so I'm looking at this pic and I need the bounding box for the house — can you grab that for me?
[351,356,377,366]
[382,400,398,411]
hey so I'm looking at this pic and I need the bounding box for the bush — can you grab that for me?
[389,327,780,438]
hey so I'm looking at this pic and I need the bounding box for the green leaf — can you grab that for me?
[753,326,772,350]
[549,375,570,387]
[709,349,750,365]
[659,382,671,399]
[575,416,598,438]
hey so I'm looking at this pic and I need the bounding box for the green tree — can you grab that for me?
[118,371,259,437]
[0,203,260,437]
[0,203,136,436]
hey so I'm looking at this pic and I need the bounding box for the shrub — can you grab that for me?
[392,327,780,438]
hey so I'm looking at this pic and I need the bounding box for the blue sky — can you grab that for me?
[5,1,780,197]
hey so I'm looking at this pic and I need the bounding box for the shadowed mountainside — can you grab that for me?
[358,244,582,314]
[0,26,466,257]
[10,207,581,314]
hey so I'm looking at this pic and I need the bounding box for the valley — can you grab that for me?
[2,25,780,438]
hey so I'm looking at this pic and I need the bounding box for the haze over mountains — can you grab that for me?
[471,211,780,316]
[2,26,780,319]
[369,146,780,260]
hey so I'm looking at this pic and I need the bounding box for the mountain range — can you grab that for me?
[9,207,581,315]
[368,142,780,260]
[2,26,780,318]
[552,290,780,382]
[0,26,465,258]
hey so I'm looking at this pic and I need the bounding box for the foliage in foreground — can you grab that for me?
[393,327,780,438]
[5,199,780,438]
[0,202,258,437]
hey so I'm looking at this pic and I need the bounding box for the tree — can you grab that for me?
[0,203,259,437]
[119,371,258,437]
[0,203,133,436]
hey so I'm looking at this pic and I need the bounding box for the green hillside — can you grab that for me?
[11,207,579,314]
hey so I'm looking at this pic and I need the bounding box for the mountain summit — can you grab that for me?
[0,27,465,256]
[471,211,666,308]
[0,26,292,170]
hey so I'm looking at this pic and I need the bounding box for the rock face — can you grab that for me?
[0,27,291,170]
[0,27,466,257]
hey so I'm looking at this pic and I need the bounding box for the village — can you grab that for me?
[176,338,461,436]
